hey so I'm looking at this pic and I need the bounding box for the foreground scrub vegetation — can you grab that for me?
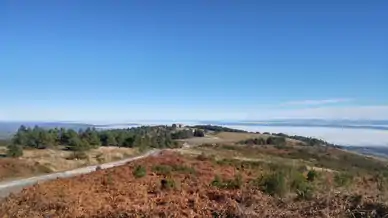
[0,124,205,180]
[1,149,387,218]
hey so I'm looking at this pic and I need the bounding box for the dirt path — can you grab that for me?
[0,149,160,199]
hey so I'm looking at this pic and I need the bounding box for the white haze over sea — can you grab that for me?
[99,121,388,147]
[221,125,388,147]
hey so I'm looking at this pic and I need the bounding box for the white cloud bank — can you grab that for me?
[222,125,388,146]
[246,105,388,120]
[281,98,353,106]
[1,104,388,122]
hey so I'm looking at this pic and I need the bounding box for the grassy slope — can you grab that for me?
[0,147,137,181]
[1,132,388,217]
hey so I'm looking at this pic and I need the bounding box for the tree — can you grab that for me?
[122,137,134,147]
[80,128,101,148]
[7,144,23,158]
[133,135,143,147]
[193,129,205,137]
[156,135,166,148]
[115,133,127,147]
[48,128,60,145]
[67,136,88,151]
[88,131,101,147]
[60,129,78,145]
[171,129,193,139]
[37,130,55,148]
[100,132,117,146]
[12,125,30,145]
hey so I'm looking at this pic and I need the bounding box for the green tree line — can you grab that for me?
[191,125,247,133]
[240,136,286,146]
[10,125,189,152]
[271,133,338,147]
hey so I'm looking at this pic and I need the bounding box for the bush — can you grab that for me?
[152,165,172,175]
[6,144,23,158]
[171,165,196,174]
[290,171,314,200]
[133,165,147,178]
[307,170,318,182]
[228,174,243,189]
[211,175,223,188]
[210,174,243,189]
[334,172,353,187]
[295,183,314,200]
[257,171,287,197]
[161,178,176,190]
[193,129,205,137]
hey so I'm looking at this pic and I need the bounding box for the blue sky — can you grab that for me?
[1,0,387,122]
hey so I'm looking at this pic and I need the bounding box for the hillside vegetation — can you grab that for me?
[0,125,205,181]
[0,125,388,217]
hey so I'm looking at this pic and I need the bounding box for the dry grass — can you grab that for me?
[0,147,137,181]
[23,147,137,172]
[215,132,265,141]
[0,158,53,182]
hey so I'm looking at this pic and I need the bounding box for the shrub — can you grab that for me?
[295,184,314,200]
[257,171,287,197]
[133,165,147,178]
[171,165,196,174]
[152,165,172,175]
[334,172,353,187]
[6,144,23,158]
[307,170,318,182]
[290,171,314,200]
[227,173,243,189]
[193,129,205,137]
[211,175,223,188]
[161,178,176,190]
[211,174,243,189]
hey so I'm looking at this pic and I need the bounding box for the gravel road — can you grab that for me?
[0,149,160,199]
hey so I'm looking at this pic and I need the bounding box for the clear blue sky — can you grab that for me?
[1,0,387,122]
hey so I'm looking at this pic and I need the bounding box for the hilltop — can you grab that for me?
[0,125,388,217]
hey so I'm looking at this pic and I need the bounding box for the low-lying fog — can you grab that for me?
[222,125,388,147]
